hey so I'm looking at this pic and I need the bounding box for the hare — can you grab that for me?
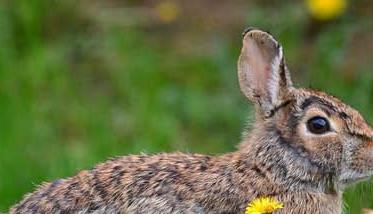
[10,28,373,214]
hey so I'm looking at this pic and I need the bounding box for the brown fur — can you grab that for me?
[10,29,373,214]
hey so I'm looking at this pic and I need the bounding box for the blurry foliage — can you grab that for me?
[0,0,373,213]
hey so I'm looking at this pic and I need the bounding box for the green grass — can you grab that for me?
[1,1,373,213]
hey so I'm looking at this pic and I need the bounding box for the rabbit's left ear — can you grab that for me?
[238,29,293,116]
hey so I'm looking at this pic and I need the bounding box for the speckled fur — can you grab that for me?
[10,29,373,214]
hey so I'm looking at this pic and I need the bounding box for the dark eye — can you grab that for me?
[307,116,330,134]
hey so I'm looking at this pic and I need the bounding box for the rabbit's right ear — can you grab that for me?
[238,29,293,116]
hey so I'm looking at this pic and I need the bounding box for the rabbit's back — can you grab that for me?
[10,153,247,214]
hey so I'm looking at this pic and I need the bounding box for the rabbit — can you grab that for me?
[10,28,373,214]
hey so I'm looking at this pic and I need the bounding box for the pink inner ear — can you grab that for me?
[243,38,273,99]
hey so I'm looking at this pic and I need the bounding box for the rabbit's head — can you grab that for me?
[238,28,373,190]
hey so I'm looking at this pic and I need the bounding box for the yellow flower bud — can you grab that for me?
[306,0,347,21]
[155,1,179,23]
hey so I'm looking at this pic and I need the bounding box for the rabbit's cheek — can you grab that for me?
[304,136,342,168]
[297,123,342,166]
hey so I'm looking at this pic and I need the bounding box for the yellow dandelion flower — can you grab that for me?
[155,1,179,23]
[306,0,347,21]
[245,197,284,214]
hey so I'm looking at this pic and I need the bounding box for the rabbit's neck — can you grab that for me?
[236,131,338,194]
[214,151,342,213]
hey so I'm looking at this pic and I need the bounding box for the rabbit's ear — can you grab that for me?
[238,29,292,116]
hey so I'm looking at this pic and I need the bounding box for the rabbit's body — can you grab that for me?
[10,151,342,214]
[11,29,373,213]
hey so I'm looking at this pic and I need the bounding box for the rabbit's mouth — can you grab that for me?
[340,174,372,186]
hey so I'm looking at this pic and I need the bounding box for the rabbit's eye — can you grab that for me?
[307,116,330,134]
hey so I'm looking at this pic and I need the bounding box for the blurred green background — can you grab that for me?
[1,0,373,213]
